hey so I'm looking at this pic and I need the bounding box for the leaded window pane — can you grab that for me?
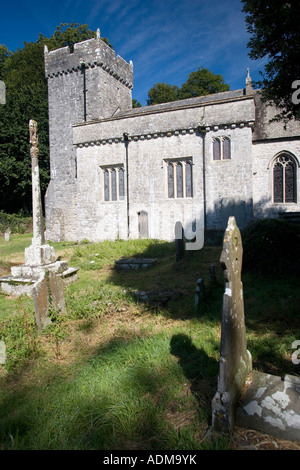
[176,162,183,198]
[285,161,296,203]
[119,168,125,200]
[168,164,174,198]
[104,170,110,201]
[186,161,193,197]
[213,139,221,160]
[111,169,117,201]
[223,138,231,160]
[273,162,283,203]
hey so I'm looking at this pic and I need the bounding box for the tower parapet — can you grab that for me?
[45,35,133,91]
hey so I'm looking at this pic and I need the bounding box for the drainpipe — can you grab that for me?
[123,132,130,238]
[81,63,87,122]
[200,127,207,229]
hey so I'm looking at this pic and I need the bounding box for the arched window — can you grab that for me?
[273,154,297,203]
[223,137,231,160]
[213,138,221,160]
[213,136,231,160]
[176,162,183,198]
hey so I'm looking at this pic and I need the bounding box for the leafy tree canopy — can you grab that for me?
[177,67,230,99]
[147,83,179,105]
[132,98,142,108]
[147,68,229,105]
[242,0,300,121]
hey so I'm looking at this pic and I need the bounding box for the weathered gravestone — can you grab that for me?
[194,278,205,313]
[4,228,11,242]
[32,270,66,330]
[212,216,252,433]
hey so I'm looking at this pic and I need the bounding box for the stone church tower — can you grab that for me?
[44,30,133,241]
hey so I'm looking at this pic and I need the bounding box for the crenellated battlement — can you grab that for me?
[44,32,133,89]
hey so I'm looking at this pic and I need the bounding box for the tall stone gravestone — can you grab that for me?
[33,270,66,330]
[212,216,252,433]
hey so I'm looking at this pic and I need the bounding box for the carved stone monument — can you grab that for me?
[25,120,56,266]
[33,270,66,330]
[212,216,252,433]
[0,120,78,297]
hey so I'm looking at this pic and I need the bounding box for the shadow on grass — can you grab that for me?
[0,330,218,450]
[107,242,224,322]
[170,333,218,424]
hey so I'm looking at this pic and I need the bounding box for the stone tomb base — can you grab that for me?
[236,371,300,442]
[115,258,157,271]
[0,260,78,297]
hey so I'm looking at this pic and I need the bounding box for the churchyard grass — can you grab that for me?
[0,233,299,450]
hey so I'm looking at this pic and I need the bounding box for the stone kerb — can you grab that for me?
[212,216,252,433]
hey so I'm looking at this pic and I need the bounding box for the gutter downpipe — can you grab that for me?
[123,133,130,238]
[200,127,207,230]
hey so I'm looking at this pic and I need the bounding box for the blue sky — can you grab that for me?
[0,0,266,105]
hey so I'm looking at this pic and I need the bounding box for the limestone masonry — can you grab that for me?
[44,30,300,243]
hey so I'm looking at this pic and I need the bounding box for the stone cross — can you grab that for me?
[25,120,55,266]
[212,216,252,433]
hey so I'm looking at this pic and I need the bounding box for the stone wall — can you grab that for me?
[73,92,255,241]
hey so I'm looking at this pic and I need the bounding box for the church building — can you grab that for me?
[44,30,300,243]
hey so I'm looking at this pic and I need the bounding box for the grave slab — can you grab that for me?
[236,371,300,442]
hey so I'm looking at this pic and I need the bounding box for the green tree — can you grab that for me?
[132,98,142,108]
[242,0,300,121]
[0,23,109,214]
[0,45,11,80]
[147,82,179,105]
[147,69,230,106]
[177,67,230,100]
